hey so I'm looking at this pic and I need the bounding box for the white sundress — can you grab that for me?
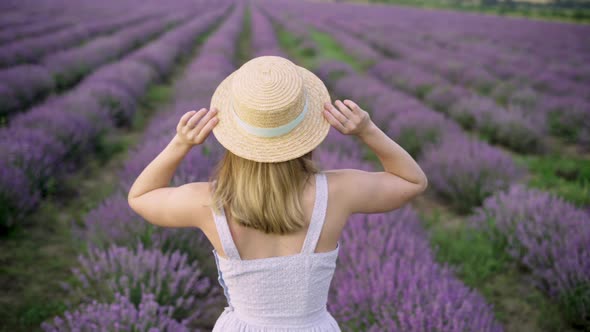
[210,171,342,331]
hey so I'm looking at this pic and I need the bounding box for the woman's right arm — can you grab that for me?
[323,99,428,215]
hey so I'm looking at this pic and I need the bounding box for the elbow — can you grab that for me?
[127,193,138,210]
[418,176,428,193]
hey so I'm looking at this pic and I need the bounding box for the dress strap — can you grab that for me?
[211,204,242,260]
[300,172,329,255]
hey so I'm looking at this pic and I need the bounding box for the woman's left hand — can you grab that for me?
[175,107,219,146]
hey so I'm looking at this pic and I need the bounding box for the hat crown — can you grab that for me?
[230,56,305,128]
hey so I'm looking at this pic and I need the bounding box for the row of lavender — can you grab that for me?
[41,2,242,330]
[260,0,590,329]
[0,0,158,45]
[0,0,184,66]
[0,2,203,117]
[278,0,589,151]
[322,6,589,148]
[0,2,227,229]
[323,45,590,331]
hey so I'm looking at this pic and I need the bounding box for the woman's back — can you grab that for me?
[209,171,342,331]
[205,171,347,261]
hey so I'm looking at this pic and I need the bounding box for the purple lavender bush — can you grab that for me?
[370,59,443,98]
[541,96,590,148]
[490,80,520,105]
[0,3,228,225]
[449,95,545,153]
[0,159,40,230]
[41,15,184,89]
[76,191,218,279]
[329,208,503,332]
[0,84,19,116]
[471,185,590,329]
[41,292,191,332]
[0,65,54,115]
[314,59,355,83]
[0,126,68,193]
[65,243,223,328]
[250,8,289,58]
[419,134,526,213]
[424,85,471,113]
[386,109,463,158]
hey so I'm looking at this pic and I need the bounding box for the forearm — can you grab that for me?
[128,134,192,200]
[358,121,428,187]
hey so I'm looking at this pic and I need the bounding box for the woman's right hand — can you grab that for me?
[323,99,373,137]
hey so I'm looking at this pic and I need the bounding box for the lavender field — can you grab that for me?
[1,0,589,331]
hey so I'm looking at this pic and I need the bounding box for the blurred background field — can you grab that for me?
[0,0,588,331]
[339,0,590,23]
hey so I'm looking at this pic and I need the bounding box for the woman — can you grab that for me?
[128,56,428,331]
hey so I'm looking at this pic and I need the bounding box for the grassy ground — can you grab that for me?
[275,22,581,331]
[0,16,227,330]
[237,5,252,66]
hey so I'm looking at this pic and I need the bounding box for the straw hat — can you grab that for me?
[209,55,331,163]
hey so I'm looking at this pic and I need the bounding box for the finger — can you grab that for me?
[195,116,219,143]
[343,100,361,113]
[323,108,346,132]
[177,110,197,131]
[186,108,208,129]
[335,100,353,118]
[190,108,217,134]
[325,102,349,124]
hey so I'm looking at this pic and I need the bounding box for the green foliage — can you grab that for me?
[276,27,315,69]
[557,282,590,330]
[396,128,439,158]
[548,111,581,142]
[143,84,173,107]
[18,301,68,329]
[428,221,509,288]
[94,132,130,164]
[517,154,590,207]
[309,29,371,72]
[276,23,372,73]
[236,6,252,64]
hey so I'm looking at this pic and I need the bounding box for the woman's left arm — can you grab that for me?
[127,107,218,228]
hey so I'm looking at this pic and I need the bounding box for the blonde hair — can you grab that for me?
[209,150,320,235]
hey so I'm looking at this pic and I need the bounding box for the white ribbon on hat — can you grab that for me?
[231,91,309,138]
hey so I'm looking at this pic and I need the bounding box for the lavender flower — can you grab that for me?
[387,110,464,157]
[68,243,224,326]
[329,208,502,331]
[370,59,443,97]
[419,134,526,213]
[41,292,191,332]
[471,185,590,328]
[0,65,54,113]
[450,95,546,152]
[0,159,39,228]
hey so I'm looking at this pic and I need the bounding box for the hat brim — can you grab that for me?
[210,66,331,163]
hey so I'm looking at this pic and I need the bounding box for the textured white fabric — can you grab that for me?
[210,171,341,331]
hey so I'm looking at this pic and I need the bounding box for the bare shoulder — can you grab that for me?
[322,169,360,216]
[323,168,426,215]
[179,181,215,227]
[179,181,212,200]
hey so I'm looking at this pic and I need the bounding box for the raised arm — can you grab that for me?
[323,99,428,215]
